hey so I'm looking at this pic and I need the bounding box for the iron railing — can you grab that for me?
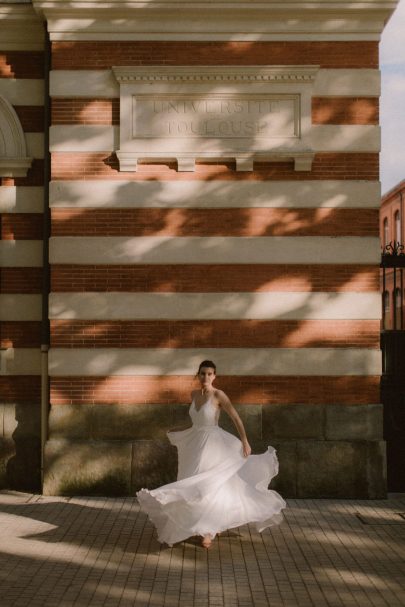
[381,241,405,331]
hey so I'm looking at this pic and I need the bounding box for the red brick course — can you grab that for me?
[50,264,379,293]
[50,207,379,237]
[1,213,43,240]
[1,321,42,348]
[50,319,380,349]
[51,99,120,125]
[0,376,41,402]
[51,153,379,181]
[14,106,45,133]
[50,375,380,405]
[312,98,379,125]
[51,41,378,69]
[0,51,44,78]
[0,268,42,293]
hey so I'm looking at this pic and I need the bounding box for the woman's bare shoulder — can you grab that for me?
[213,389,230,403]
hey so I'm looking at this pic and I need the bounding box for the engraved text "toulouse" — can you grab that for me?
[167,120,269,136]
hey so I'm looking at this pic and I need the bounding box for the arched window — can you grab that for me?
[383,290,390,330]
[394,210,401,245]
[383,217,389,247]
[0,95,32,177]
[395,288,403,329]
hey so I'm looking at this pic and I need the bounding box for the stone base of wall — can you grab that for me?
[42,403,386,499]
[0,403,41,492]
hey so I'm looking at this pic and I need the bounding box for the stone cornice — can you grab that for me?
[31,0,399,9]
[0,4,45,49]
[113,66,320,84]
[32,0,399,41]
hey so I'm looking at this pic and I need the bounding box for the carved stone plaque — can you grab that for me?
[113,66,318,172]
[132,95,298,140]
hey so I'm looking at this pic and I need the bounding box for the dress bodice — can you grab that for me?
[189,395,219,427]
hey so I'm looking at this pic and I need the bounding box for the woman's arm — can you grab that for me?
[217,390,252,457]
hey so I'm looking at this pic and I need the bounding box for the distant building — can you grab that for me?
[380,180,405,329]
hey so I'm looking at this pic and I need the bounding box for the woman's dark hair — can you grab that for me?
[197,360,216,374]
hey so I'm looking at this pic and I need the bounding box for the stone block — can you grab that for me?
[7,437,41,492]
[366,440,387,499]
[171,404,191,428]
[262,404,324,440]
[48,404,92,439]
[131,439,178,492]
[297,440,386,498]
[0,436,40,492]
[269,441,297,498]
[0,403,41,491]
[43,439,132,496]
[244,439,297,498]
[219,404,262,440]
[0,438,16,489]
[3,403,40,439]
[325,404,383,441]
[91,404,173,440]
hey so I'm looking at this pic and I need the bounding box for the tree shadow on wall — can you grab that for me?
[42,149,383,497]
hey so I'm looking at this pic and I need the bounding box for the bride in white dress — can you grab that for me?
[137,360,286,548]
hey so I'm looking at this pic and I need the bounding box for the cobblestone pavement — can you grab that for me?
[0,492,405,607]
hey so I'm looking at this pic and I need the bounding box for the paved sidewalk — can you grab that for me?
[0,492,405,607]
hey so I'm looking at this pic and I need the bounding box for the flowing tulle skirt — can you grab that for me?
[137,425,286,546]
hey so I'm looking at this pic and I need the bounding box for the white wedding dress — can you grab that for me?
[137,396,286,546]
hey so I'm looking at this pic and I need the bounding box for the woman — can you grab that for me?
[137,360,286,548]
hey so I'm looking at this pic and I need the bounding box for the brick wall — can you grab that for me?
[51,41,379,69]
[0,0,390,500]
[0,22,45,491]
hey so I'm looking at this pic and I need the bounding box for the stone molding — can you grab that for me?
[49,69,382,99]
[48,180,381,209]
[0,295,42,321]
[0,96,33,177]
[32,0,399,41]
[48,292,382,321]
[113,66,319,84]
[0,348,42,375]
[47,347,382,377]
[48,235,381,265]
[113,65,318,172]
[0,4,45,50]
[0,241,43,267]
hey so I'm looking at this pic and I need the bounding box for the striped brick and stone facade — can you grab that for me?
[0,3,45,490]
[0,0,398,497]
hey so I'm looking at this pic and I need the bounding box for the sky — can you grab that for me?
[380,0,405,194]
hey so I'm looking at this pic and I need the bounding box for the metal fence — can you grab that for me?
[380,241,405,491]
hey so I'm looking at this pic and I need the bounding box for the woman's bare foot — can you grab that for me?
[201,534,213,549]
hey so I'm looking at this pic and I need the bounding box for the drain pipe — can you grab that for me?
[40,23,51,490]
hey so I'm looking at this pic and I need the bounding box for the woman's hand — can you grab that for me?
[242,439,252,458]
